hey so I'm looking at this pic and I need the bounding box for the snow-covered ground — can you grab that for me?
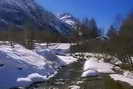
[74,52,122,77]
[80,52,133,86]
[81,57,114,77]
[0,43,77,89]
[69,85,80,89]
[74,52,122,65]
[1,42,133,88]
[35,43,71,50]
[35,43,71,56]
[110,71,133,86]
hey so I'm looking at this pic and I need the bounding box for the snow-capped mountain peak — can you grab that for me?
[57,13,78,28]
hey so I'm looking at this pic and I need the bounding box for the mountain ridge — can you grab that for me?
[0,0,77,36]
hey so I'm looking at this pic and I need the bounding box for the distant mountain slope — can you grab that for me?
[0,0,75,36]
[57,13,79,29]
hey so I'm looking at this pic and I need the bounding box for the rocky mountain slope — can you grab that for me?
[0,0,77,36]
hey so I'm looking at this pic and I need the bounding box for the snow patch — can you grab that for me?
[0,43,76,89]
[110,71,133,86]
[82,57,114,77]
[57,55,77,65]
[69,85,80,89]
[81,70,98,77]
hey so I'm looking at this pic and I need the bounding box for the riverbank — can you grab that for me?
[0,43,77,89]
[28,60,133,89]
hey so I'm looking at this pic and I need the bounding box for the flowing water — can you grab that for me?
[28,61,133,89]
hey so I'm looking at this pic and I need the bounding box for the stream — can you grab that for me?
[27,61,133,89]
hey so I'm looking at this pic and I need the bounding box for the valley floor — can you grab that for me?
[0,42,133,89]
[28,57,133,89]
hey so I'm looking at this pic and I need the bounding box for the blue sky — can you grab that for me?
[36,0,133,30]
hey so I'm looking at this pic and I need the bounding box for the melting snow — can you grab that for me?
[69,85,80,89]
[81,57,114,77]
[110,71,133,86]
[0,43,77,89]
